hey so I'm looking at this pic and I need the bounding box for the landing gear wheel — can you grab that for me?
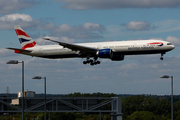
[83,58,100,66]
[90,62,94,66]
[160,57,163,60]
[160,53,165,60]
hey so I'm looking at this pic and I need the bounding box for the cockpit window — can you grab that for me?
[167,43,172,45]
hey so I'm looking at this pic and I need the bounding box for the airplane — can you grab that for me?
[7,25,175,66]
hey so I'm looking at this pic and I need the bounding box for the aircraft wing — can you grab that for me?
[6,47,32,52]
[43,38,98,53]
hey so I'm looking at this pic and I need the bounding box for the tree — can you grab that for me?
[174,110,180,120]
[126,111,156,120]
[174,101,180,112]
[122,95,157,116]
[154,99,170,116]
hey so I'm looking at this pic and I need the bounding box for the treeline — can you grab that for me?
[64,93,180,120]
[1,93,180,120]
[122,95,180,120]
[62,92,117,97]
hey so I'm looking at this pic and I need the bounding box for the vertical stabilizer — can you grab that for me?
[14,25,38,49]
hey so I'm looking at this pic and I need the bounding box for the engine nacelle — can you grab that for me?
[96,49,113,58]
[111,55,124,61]
[96,49,124,60]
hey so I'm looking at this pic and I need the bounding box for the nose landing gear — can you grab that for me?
[160,53,165,60]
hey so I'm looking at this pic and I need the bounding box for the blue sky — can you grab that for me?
[0,0,180,95]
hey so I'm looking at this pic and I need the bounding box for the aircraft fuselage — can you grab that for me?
[7,26,175,65]
[24,40,174,59]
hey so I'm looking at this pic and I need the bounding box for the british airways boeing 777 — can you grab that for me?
[7,26,175,66]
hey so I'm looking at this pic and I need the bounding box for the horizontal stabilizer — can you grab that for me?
[6,47,32,52]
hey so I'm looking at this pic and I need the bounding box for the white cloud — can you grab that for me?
[36,23,56,30]
[119,63,139,70]
[0,48,15,57]
[0,0,37,14]
[0,14,40,30]
[0,14,105,40]
[58,24,71,32]
[153,20,180,33]
[0,14,33,22]
[55,0,180,10]
[124,21,151,31]
[83,22,101,31]
[51,22,105,39]
[60,36,75,43]
[105,20,180,39]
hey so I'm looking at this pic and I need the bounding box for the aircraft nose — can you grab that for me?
[172,45,175,49]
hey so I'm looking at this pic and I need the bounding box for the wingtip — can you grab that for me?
[43,38,50,40]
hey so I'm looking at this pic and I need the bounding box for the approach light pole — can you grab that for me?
[160,75,173,120]
[32,76,46,120]
[6,60,24,120]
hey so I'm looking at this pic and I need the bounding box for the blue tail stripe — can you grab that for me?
[19,38,30,43]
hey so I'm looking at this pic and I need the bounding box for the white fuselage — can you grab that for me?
[23,39,174,59]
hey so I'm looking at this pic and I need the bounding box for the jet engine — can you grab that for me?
[96,48,124,61]
[96,49,113,58]
[111,55,124,61]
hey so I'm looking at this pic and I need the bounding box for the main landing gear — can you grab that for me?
[83,58,100,66]
[160,53,165,60]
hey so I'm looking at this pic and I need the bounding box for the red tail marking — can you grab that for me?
[15,29,30,38]
[22,41,36,49]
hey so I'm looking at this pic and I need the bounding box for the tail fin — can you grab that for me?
[14,25,38,49]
